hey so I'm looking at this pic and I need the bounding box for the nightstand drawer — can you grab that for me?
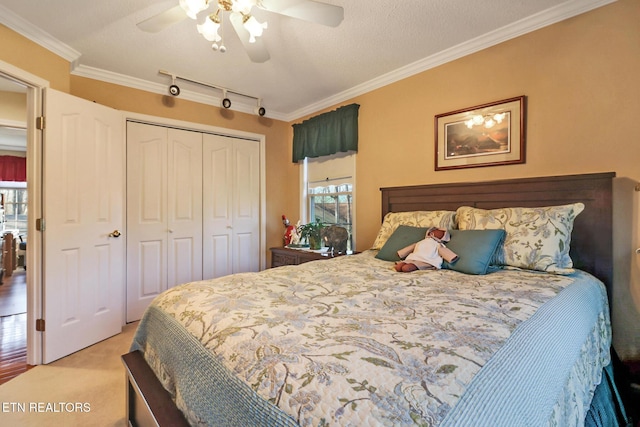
[272,252,298,267]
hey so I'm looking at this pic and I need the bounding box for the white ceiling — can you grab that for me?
[0,0,614,121]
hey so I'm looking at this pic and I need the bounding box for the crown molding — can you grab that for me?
[284,0,617,122]
[0,5,81,64]
[1,0,615,123]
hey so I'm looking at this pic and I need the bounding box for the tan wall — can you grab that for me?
[0,91,27,121]
[2,0,639,358]
[288,0,640,358]
[0,25,70,92]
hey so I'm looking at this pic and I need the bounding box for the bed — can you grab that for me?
[122,172,628,426]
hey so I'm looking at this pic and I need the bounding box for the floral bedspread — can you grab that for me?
[133,250,607,426]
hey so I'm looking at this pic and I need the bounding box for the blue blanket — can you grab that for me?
[132,306,299,426]
[442,273,611,426]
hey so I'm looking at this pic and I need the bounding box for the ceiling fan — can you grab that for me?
[137,0,344,63]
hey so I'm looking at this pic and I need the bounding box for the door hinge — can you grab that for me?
[36,116,45,130]
[36,319,45,332]
[36,218,46,232]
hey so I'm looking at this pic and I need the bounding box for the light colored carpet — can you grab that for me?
[0,322,138,426]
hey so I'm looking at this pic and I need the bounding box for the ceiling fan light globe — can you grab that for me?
[197,18,222,41]
[179,0,209,19]
[231,0,257,15]
[211,43,220,51]
[219,45,227,53]
[243,15,267,40]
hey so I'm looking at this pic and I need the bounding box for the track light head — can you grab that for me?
[254,98,266,116]
[168,84,180,96]
[221,89,231,109]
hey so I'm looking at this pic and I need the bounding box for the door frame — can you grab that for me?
[124,112,267,285]
[0,59,47,365]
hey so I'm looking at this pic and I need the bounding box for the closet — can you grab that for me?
[126,122,260,322]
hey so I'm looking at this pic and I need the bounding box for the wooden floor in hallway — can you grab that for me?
[0,270,31,385]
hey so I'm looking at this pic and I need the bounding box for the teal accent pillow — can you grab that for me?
[375,225,428,261]
[443,229,506,275]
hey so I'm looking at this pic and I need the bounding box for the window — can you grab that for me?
[0,185,28,236]
[302,153,355,251]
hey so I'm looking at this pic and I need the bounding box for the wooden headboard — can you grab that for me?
[380,172,615,292]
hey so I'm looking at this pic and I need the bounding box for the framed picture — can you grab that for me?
[435,95,525,171]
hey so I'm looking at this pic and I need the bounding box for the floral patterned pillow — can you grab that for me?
[371,210,456,250]
[455,203,585,274]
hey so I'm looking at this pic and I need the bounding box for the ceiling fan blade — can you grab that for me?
[137,5,187,33]
[229,13,271,63]
[258,0,344,27]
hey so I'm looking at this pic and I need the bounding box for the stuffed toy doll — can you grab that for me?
[394,227,458,272]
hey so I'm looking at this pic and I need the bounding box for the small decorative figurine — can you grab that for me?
[282,215,297,246]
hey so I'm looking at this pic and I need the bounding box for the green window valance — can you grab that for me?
[292,103,360,163]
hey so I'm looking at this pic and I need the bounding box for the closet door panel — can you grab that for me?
[126,122,168,322]
[207,234,232,278]
[202,134,233,279]
[167,128,203,287]
[139,240,165,296]
[233,139,260,273]
[234,232,256,274]
[170,236,198,285]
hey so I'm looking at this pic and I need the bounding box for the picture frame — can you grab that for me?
[435,95,525,171]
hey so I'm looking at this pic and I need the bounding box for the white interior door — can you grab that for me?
[202,135,232,278]
[43,89,124,363]
[126,122,202,322]
[232,139,260,273]
[126,122,167,322]
[167,128,203,288]
[202,134,260,278]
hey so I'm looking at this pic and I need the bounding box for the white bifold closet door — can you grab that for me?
[126,123,260,322]
[202,133,260,278]
[126,122,203,322]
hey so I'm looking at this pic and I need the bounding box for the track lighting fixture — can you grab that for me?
[160,70,263,114]
[254,99,266,117]
[168,74,180,96]
[221,90,232,109]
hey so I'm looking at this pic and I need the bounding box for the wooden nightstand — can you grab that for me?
[270,247,355,268]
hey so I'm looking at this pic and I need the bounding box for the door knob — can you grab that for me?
[108,230,121,238]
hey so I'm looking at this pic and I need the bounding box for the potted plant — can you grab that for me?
[297,219,325,250]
